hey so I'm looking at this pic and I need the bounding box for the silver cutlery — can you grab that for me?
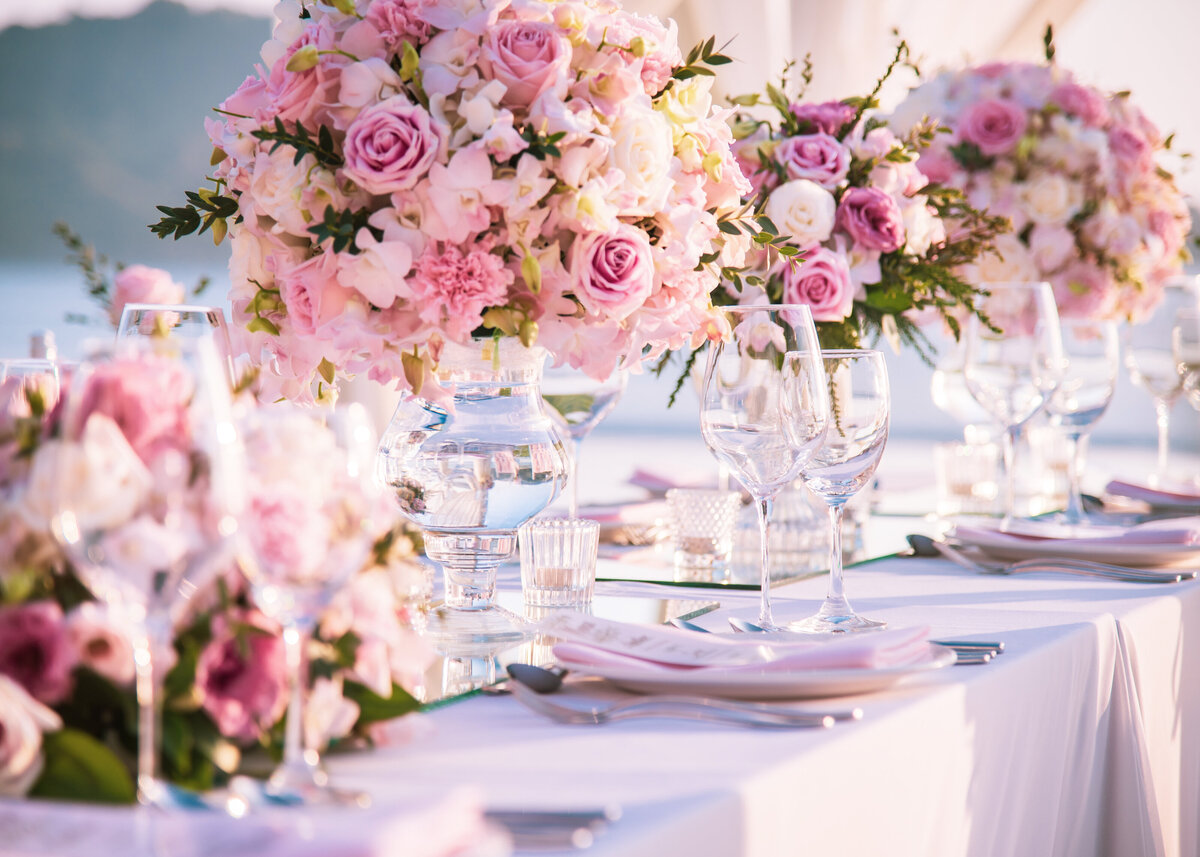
[485,808,619,851]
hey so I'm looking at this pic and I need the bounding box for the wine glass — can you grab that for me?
[237,402,382,805]
[790,350,889,634]
[699,305,828,630]
[117,303,236,384]
[50,338,244,807]
[963,282,1064,529]
[540,366,627,516]
[1041,320,1120,532]
[1172,308,1200,413]
[1123,281,1199,486]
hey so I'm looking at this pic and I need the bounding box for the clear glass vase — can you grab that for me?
[377,338,570,647]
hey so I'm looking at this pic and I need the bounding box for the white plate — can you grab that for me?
[950,528,1200,569]
[556,645,956,700]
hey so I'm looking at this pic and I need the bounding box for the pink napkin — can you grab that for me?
[578,499,667,525]
[552,625,934,675]
[627,467,714,495]
[952,516,1200,548]
[1105,479,1200,509]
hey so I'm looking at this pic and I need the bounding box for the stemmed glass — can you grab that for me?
[699,305,828,630]
[1123,282,1199,486]
[51,338,244,807]
[1172,308,1200,413]
[237,402,382,805]
[117,303,236,383]
[963,282,1064,529]
[540,366,627,516]
[1042,320,1120,531]
[790,350,889,634]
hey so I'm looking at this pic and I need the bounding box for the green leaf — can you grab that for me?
[717,220,742,236]
[344,680,420,725]
[30,729,136,804]
[246,315,281,336]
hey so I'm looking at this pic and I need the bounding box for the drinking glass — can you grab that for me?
[116,303,236,384]
[51,338,244,807]
[540,366,627,516]
[699,305,828,630]
[963,282,1064,528]
[1173,308,1200,413]
[0,358,60,421]
[237,402,382,805]
[1042,320,1119,530]
[1123,282,1199,485]
[790,350,889,634]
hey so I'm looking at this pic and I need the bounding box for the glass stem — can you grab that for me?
[277,623,316,783]
[1062,431,1086,525]
[826,503,846,605]
[568,437,581,518]
[1001,426,1019,526]
[134,614,170,805]
[755,495,774,628]
[1154,398,1172,484]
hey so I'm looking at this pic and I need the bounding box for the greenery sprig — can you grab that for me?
[150,188,239,243]
[309,204,382,254]
[251,117,344,169]
[666,36,732,88]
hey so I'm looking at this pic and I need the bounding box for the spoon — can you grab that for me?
[906,533,941,558]
[668,617,711,633]
[507,663,568,694]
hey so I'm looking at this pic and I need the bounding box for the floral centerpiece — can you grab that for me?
[712,46,1006,366]
[154,0,759,404]
[889,29,1192,320]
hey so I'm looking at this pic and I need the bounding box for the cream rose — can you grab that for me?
[1017,173,1083,225]
[607,106,675,216]
[0,675,61,797]
[962,233,1040,285]
[764,179,836,249]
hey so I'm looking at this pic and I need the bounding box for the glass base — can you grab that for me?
[138,777,213,810]
[788,602,886,635]
[421,604,532,656]
[263,768,371,808]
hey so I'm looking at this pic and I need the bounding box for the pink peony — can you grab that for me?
[775,134,850,189]
[789,101,856,136]
[0,602,74,705]
[836,187,905,253]
[341,96,444,195]
[410,246,513,340]
[781,246,855,322]
[1050,82,1109,128]
[569,225,655,321]
[959,98,1028,156]
[109,265,185,326]
[482,20,572,109]
[195,610,287,742]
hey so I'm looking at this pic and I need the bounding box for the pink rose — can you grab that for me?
[482,20,571,109]
[195,610,287,742]
[109,265,185,326]
[70,356,192,465]
[264,18,338,124]
[1050,83,1109,129]
[0,602,74,705]
[65,604,134,686]
[410,246,513,340]
[569,225,656,321]
[916,144,959,185]
[1148,208,1187,256]
[279,253,357,338]
[836,187,906,253]
[341,95,444,194]
[365,0,432,49]
[959,98,1028,156]
[1108,125,1152,172]
[789,101,856,136]
[782,246,855,322]
[1051,261,1116,320]
[1028,223,1077,274]
[775,134,850,189]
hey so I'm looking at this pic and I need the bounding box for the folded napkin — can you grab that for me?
[577,499,668,525]
[1105,479,1200,509]
[540,612,932,674]
[627,467,714,496]
[952,516,1200,548]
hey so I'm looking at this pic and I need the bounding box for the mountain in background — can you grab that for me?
[0,1,270,268]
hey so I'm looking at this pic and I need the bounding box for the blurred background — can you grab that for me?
[1,0,1197,449]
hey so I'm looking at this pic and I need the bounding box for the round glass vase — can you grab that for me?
[377,338,570,647]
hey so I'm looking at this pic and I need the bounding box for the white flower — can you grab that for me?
[0,674,61,797]
[961,233,1040,285]
[458,80,507,137]
[304,677,359,752]
[764,179,836,249]
[901,199,945,257]
[654,75,714,132]
[250,149,346,239]
[607,105,675,216]
[418,29,481,98]
[1017,173,1084,225]
[339,58,403,112]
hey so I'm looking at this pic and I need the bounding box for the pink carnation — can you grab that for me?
[195,610,287,742]
[0,602,74,705]
[1050,82,1109,128]
[959,98,1027,156]
[789,101,856,136]
[109,265,185,326]
[775,134,850,189]
[410,246,513,340]
[836,187,905,253]
[365,0,432,49]
[782,247,855,322]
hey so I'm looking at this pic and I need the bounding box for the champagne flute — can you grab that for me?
[237,402,382,804]
[791,350,889,634]
[117,303,236,384]
[1042,320,1120,531]
[699,305,828,630]
[963,282,1064,529]
[540,366,627,517]
[51,338,244,807]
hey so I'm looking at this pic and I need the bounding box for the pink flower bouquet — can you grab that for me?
[155,0,757,403]
[889,34,1192,321]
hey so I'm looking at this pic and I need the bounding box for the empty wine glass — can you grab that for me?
[540,366,627,516]
[791,350,889,634]
[1041,320,1120,532]
[50,338,244,807]
[237,402,383,805]
[117,303,236,384]
[1123,281,1199,486]
[1174,308,1200,413]
[963,282,1064,529]
[699,305,828,630]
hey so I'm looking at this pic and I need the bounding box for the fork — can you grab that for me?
[508,681,863,728]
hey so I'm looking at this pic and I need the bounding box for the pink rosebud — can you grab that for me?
[569,225,656,321]
[789,101,856,136]
[0,602,74,705]
[836,187,906,254]
[782,246,855,322]
[775,134,851,190]
[959,98,1028,156]
[342,95,444,195]
[482,20,572,109]
[109,265,185,326]
[1050,82,1109,129]
[195,610,287,742]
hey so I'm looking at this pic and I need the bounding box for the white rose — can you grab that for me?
[0,675,61,797]
[250,149,346,238]
[764,179,836,249]
[654,75,713,130]
[1018,173,1083,225]
[1028,223,1077,273]
[961,233,1040,285]
[607,106,675,216]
